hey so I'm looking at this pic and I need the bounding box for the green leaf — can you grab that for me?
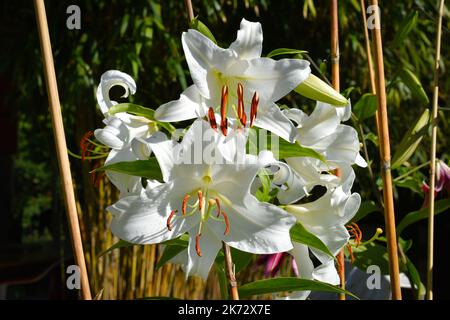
[353,94,377,121]
[94,158,163,181]
[397,199,450,235]
[404,256,425,299]
[108,103,155,119]
[156,245,186,270]
[215,247,254,274]
[391,109,430,169]
[266,48,307,58]
[162,234,190,247]
[393,11,418,47]
[350,200,379,223]
[238,278,357,299]
[290,223,334,258]
[277,139,325,162]
[189,18,217,44]
[352,242,390,274]
[398,67,429,104]
[98,240,134,258]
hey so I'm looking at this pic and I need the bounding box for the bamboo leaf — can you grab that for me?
[94,158,163,181]
[290,223,334,258]
[397,199,450,235]
[350,200,380,223]
[391,109,430,169]
[277,139,326,162]
[353,93,377,121]
[238,277,358,299]
[393,11,418,47]
[398,67,429,104]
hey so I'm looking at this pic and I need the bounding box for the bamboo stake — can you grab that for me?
[426,0,445,301]
[369,0,402,300]
[184,0,195,22]
[222,242,240,300]
[330,0,346,301]
[33,0,91,300]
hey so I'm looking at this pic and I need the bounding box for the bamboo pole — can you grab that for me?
[369,0,402,300]
[426,0,445,301]
[33,0,92,300]
[330,0,346,301]
[184,0,195,22]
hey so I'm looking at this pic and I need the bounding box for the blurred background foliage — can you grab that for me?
[0,0,449,299]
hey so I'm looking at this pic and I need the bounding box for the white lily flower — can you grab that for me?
[155,18,311,142]
[107,122,296,280]
[94,70,156,196]
[275,100,366,204]
[282,170,361,300]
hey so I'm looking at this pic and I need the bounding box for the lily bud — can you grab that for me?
[294,74,348,106]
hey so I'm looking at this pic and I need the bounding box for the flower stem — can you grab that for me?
[222,242,239,300]
[369,0,402,300]
[427,0,445,301]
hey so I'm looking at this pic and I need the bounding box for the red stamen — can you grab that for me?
[220,85,228,136]
[250,92,259,127]
[240,111,247,127]
[208,107,217,131]
[220,118,228,136]
[221,211,230,236]
[80,131,94,161]
[237,83,244,120]
[346,243,355,263]
[215,198,221,217]
[182,195,190,216]
[166,210,177,231]
[195,233,202,257]
[198,191,203,211]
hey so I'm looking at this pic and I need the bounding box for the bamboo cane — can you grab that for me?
[426,0,445,301]
[33,0,92,300]
[369,0,402,300]
[330,0,346,301]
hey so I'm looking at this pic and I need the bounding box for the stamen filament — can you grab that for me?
[182,195,190,216]
[196,233,202,257]
[208,107,217,131]
[166,210,177,231]
[250,92,259,127]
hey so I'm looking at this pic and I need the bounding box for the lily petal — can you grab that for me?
[229,18,263,60]
[104,148,142,197]
[186,225,222,280]
[96,70,136,115]
[108,181,199,244]
[155,85,206,122]
[255,102,298,142]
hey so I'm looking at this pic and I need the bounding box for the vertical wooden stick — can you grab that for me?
[426,0,445,301]
[369,0,402,300]
[33,0,92,300]
[330,0,346,301]
[222,242,240,300]
[184,0,195,22]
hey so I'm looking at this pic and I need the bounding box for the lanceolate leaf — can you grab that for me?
[266,48,307,58]
[156,245,186,270]
[353,93,377,121]
[350,200,379,223]
[397,199,450,235]
[98,240,134,258]
[391,109,430,169]
[290,223,333,258]
[108,103,155,119]
[392,11,419,47]
[277,139,326,162]
[94,158,163,181]
[398,67,429,104]
[238,277,358,299]
[189,18,217,44]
